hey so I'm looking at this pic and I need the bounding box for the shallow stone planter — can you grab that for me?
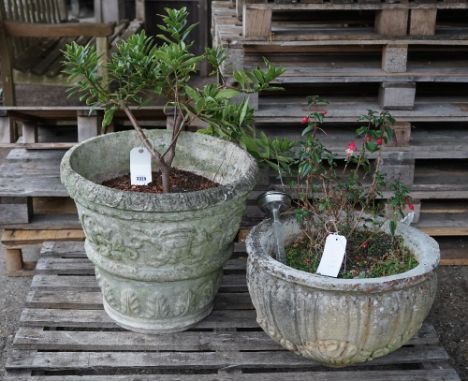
[61,130,257,333]
[246,216,439,367]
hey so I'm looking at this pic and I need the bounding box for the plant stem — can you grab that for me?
[122,105,172,192]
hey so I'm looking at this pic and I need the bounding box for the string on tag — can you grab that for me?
[324,219,339,235]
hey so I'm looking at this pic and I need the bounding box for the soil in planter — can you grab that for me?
[285,230,418,279]
[102,169,219,193]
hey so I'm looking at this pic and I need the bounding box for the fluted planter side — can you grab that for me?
[61,129,258,333]
[246,216,439,367]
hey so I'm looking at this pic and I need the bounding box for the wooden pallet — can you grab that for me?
[212,1,468,86]
[0,106,168,149]
[4,240,460,380]
[238,2,468,39]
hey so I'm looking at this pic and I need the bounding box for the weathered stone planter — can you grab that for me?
[61,130,257,333]
[246,216,439,367]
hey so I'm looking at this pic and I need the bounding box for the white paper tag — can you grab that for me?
[130,147,152,186]
[316,234,347,278]
[400,211,415,226]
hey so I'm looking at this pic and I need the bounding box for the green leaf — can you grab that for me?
[239,98,250,126]
[102,107,116,133]
[216,88,240,100]
[390,220,397,236]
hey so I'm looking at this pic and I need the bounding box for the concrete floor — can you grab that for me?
[0,247,31,380]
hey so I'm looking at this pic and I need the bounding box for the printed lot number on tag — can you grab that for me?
[130,147,152,186]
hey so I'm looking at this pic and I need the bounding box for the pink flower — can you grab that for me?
[346,141,357,157]
[321,111,328,117]
[365,134,372,142]
[376,137,383,145]
[405,197,415,211]
[301,116,309,125]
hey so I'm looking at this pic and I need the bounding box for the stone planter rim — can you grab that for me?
[246,215,440,293]
[60,130,258,213]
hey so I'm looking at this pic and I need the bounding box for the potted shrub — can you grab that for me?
[246,104,440,366]
[60,8,287,333]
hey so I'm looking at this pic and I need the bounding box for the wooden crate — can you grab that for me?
[4,240,460,380]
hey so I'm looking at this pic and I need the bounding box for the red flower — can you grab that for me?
[376,137,383,145]
[405,196,415,211]
[361,241,369,249]
[321,111,328,117]
[301,116,309,125]
[346,141,357,157]
[365,134,372,142]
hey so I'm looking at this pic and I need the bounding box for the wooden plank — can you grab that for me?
[77,111,99,141]
[26,290,254,310]
[416,213,468,236]
[34,256,246,274]
[378,82,416,110]
[0,116,15,143]
[4,21,115,38]
[0,197,32,224]
[100,0,125,23]
[410,8,437,36]
[2,214,81,230]
[3,368,460,381]
[135,0,145,22]
[238,2,468,11]
[19,308,258,329]
[4,248,24,275]
[243,5,272,39]
[21,121,37,143]
[255,98,468,122]
[0,16,16,106]
[386,122,412,147]
[382,44,408,73]
[29,274,247,292]
[5,345,450,370]
[1,229,85,247]
[13,327,283,351]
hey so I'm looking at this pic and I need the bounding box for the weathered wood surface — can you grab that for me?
[0,0,144,105]
[0,106,167,149]
[4,241,460,380]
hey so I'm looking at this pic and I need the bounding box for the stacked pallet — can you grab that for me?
[212,0,468,264]
[4,241,460,380]
[0,107,167,275]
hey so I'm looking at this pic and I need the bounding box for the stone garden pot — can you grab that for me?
[246,215,439,367]
[61,129,257,333]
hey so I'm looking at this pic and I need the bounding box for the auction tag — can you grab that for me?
[130,147,152,186]
[316,234,347,278]
[400,211,415,226]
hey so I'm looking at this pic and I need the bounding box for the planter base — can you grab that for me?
[103,299,214,334]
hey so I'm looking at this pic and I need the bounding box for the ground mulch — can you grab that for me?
[102,169,219,193]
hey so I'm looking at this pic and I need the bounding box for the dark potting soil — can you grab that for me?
[102,169,219,193]
[285,230,418,279]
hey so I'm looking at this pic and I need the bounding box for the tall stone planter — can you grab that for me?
[246,216,439,367]
[61,130,257,333]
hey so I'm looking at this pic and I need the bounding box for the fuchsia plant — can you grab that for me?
[276,96,416,277]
